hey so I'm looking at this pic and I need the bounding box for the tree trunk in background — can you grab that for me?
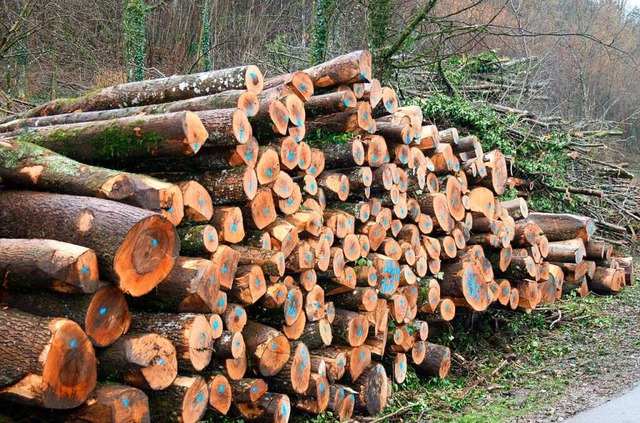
[123,0,148,82]
[310,0,335,66]
[367,0,391,81]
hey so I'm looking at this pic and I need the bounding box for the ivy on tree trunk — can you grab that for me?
[199,0,212,72]
[123,0,148,82]
[310,0,335,66]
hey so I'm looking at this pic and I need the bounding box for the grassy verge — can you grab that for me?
[366,282,640,423]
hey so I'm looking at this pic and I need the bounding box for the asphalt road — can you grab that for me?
[566,384,640,422]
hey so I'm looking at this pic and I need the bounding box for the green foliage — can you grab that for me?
[199,0,212,71]
[367,0,392,52]
[410,87,579,214]
[123,0,149,82]
[310,0,335,66]
[304,129,355,149]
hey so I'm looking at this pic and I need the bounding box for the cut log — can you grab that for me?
[6,111,208,165]
[0,238,99,294]
[242,321,291,377]
[332,309,370,347]
[0,191,179,296]
[192,166,258,205]
[242,188,277,230]
[269,342,311,395]
[353,363,389,416]
[66,385,150,423]
[231,265,268,305]
[208,374,232,415]
[526,212,596,242]
[177,225,218,257]
[177,180,213,223]
[128,313,212,372]
[0,309,97,409]
[297,50,372,88]
[97,333,177,390]
[148,376,209,423]
[413,343,451,378]
[5,285,130,347]
[229,378,268,403]
[440,261,488,311]
[236,392,291,423]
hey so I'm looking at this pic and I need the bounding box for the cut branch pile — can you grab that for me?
[0,51,632,423]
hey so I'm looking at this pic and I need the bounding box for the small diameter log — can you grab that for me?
[309,348,347,383]
[23,65,263,117]
[6,285,129,347]
[330,287,378,313]
[9,111,208,165]
[229,378,268,403]
[546,239,586,264]
[231,265,268,306]
[0,309,97,409]
[0,238,99,294]
[131,256,217,313]
[242,188,277,230]
[414,343,451,378]
[299,319,333,350]
[236,392,291,423]
[208,374,233,415]
[320,138,365,168]
[585,240,613,261]
[293,373,330,414]
[305,89,357,118]
[332,308,370,347]
[212,331,245,359]
[177,225,218,255]
[148,376,209,423]
[303,50,372,87]
[526,212,596,242]
[208,246,239,292]
[67,385,150,423]
[192,166,258,205]
[475,150,508,195]
[242,321,291,377]
[502,197,529,220]
[0,191,179,296]
[353,363,389,416]
[211,206,245,244]
[269,342,311,395]
[176,180,213,223]
[613,257,634,285]
[224,304,248,332]
[129,313,212,372]
[328,384,356,421]
[97,333,177,390]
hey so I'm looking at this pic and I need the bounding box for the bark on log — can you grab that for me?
[147,376,209,423]
[0,191,179,296]
[0,238,99,294]
[67,385,150,423]
[97,333,178,390]
[21,65,263,117]
[0,309,97,409]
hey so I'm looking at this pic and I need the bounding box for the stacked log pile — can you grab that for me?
[0,51,633,423]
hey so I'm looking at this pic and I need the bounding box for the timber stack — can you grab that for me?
[0,51,632,423]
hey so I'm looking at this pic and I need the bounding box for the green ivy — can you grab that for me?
[199,0,212,71]
[123,0,149,82]
[310,0,335,66]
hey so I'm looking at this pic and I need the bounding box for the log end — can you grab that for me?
[188,315,214,371]
[183,111,209,155]
[85,285,131,347]
[245,65,265,93]
[209,374,232,415]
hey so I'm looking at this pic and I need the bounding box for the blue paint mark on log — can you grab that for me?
[99,307,107,315]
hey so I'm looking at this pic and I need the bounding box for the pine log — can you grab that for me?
[5,285,130,347]
[0,238,99,294]
[97,333,177,390]
[0,309,97,409]
[128,313,212,372]
[0,191,179,296]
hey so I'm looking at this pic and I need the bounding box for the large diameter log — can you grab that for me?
[526,212,596,242]
[67,385,150,423]
[22,65,263,117]
[148,376,209,423]
[0,309,97,409]
[589,267,623,293]
[6,111,208,165]
[0,238,99,294]
[5,285,130,347]
[242,321,291,377]
[97,333,178,390]
[0,138,185,220]
[129,313,212,372]
[0,191,179,296]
